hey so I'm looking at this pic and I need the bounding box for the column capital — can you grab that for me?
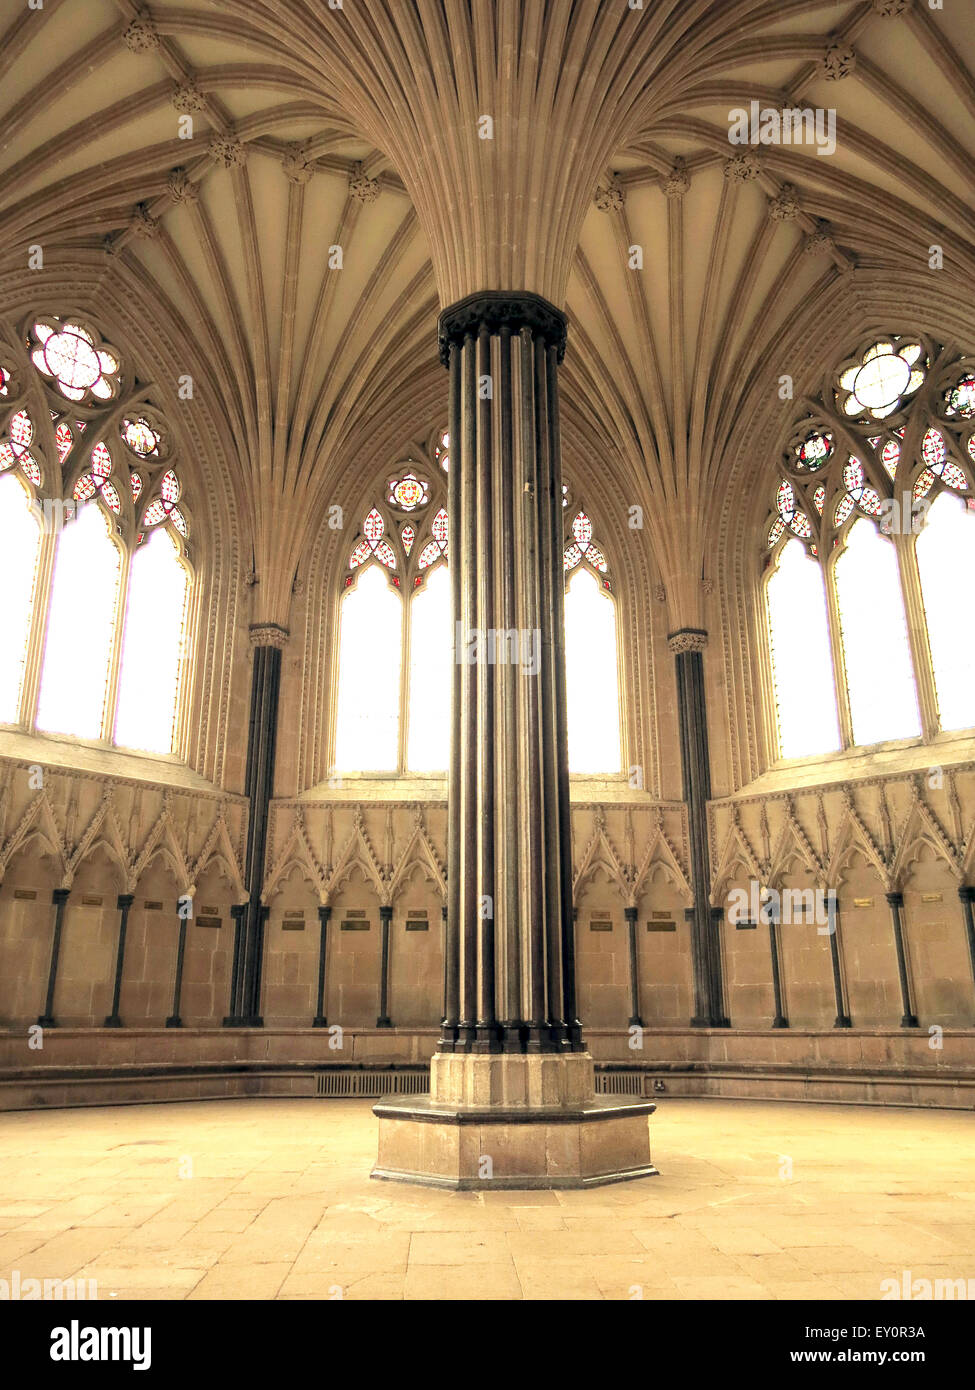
[959,885,975,904]
[248,622,289,650]
[116,893,135,910]
[885,891,904,908]
[317,903,332,922]
[379,904,393,922]
[438,290,568,367]
[624,905,638,922]
[667,628,709,654]
[52,888,70,905]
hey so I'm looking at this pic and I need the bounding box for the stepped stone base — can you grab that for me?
[371,1051,657,1189]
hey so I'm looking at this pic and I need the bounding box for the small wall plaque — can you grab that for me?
[81,895,103,907]
[735,920,757,930]
[282,921,305,931]
[341,920,370,931]
[405,919,429,931]
[283,910,305,930]
[13,889,37,901]
[646,920,676,932]
[921,892,943,904]
[853,897,873,909]
[197,915,222,929]
[144,900,163,911]
[200,904,219,916]
[590,917,613,932]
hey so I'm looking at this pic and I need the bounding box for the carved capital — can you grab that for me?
[249,623,290,650]
[209,133,246,169]
[283,143,314,185]
[667,629,708,654]
[438,290,568,368]
[662,158,690,199]
[823,41,856,80]
[123,13,159,53]
[594,175,625,213]
[129,204,159,239]
[167,168,198,205]
[724,151,761,183]
[171,81,206,113]
[768,183,800,222]
[348,161,379,202]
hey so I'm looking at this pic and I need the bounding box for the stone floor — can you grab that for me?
[0,1096,973,1300]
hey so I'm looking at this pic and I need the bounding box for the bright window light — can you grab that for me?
[334,563,402,772]
[834,519,921,745]
[766,539,841,758]
[0,475,41,724]
[114,529,189,753]
[36,501,121,740]
[916,491,975,732]
[407,563,450,771]
[564,567,621,773]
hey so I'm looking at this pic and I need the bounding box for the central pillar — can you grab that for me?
[372,292,655,1188]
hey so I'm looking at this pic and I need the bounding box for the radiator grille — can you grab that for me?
[595,1070,647,1097]
[315,1069,429,1098]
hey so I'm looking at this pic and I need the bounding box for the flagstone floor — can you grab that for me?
[0,1096,972,1300]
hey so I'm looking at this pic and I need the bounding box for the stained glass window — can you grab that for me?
[565,568,621,772]
[765,540,841,758]
[837,340,925,420]
[114,528,189,754]
[564,511,609,577]
[915,493,975,732]
[766,336,975,755]
[0,311,193,756]
[0,474,42,724]
[833,520,921,745]
[387,471,429,512]
[36,501,122,740]
[333,564,402,772]
[30,320,120,404]
[406,563,450,771]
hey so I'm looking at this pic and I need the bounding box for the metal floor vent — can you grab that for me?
[315,1068,429,1098]
[594,1070,647,1097]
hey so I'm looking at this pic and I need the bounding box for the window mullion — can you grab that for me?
[21,524,59,733]
[824,549,855,748]
[101,542,131,743]
[400,581,412,773]
[893,527,940,741]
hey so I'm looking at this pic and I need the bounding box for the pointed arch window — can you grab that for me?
[564,511,622,773]
[763,337,975,757]
[334,459,450,774]
[0,313,195,755]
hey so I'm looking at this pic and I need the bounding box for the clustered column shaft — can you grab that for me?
[439,291,581,1055]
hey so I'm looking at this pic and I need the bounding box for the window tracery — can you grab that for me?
[0,314,193,755]
[763,336,975,757]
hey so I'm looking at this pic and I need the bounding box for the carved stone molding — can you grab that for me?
[594,175,625,213]
[724,151,761,183]
[249,623,290,650]
[129,204,159,239]
[348,161,379,203]
[662,158,690,199]
[823,42,857,80]
[438,290,568,368]
[768,184,800,222]
[122,14,159,53]
[667,629,709,654]
[803,220,836,256]
[283,144,314,185]
[167,168,198,205]
[872,0,912,17]
[171,82,206,113]
[208,134,246,169]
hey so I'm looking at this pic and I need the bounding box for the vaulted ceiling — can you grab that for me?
[1,0,973,628]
